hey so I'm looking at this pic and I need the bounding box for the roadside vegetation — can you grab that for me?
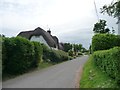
[80,1,120,88]
[80,56,119,88]
[80,34,120,88]
[1,35,87,81]
[2,36,69,80]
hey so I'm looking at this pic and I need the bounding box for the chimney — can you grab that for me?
[47,29,51,34]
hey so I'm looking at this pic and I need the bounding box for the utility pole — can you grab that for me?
[94,0,99,21]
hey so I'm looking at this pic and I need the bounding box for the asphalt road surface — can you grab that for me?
[3,55,89,88]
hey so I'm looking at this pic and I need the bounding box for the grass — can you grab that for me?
[80,55,119,88]
[38,62,54,69]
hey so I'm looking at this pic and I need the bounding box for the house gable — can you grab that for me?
[30,35,50,48]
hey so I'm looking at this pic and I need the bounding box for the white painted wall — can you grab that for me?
[30,35,50,48]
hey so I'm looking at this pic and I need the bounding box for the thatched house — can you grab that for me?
[17,27,64,50]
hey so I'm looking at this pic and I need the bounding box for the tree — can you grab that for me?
[78,44,82,52]
[93,19,110,34]
[100,1,120,18]
[73,44,82,52]
[0,34,5,37]
[63,43,72,52]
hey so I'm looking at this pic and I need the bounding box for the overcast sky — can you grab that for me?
[0,0,118,49]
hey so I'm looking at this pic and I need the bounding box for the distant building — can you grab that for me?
[17,27,64,50]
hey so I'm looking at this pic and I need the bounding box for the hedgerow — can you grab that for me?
[93,47,120,84]
[31,41,43,67]
[92,34,120,52]
[50,49,69,63]
[2,37,43,74]
[2,37,69,75]
[41,44,69,63]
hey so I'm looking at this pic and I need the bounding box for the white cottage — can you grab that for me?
[17,27,64,50]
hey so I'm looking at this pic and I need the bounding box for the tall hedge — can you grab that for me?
[92,34,120,52]
[50,50,69,63]
[2,37,43,74]
[41,44,69,63]
[93,47,120,84]
[2,37,69,75]
[31,41,43,67]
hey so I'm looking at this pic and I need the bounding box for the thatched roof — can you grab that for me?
[18,27,57,48]
[58,43,64,50]
[52,36,59,44]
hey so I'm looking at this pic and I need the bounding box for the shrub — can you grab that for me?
[41,44,69,63]
[68,50,74,57]
[2,37,43,75]
[2,37,6,71]
[41,44,51,62]
[93,47,120,84]
[48,50,69,63]
[55,50,69,61]
[2,37,35,74]
[92,34,120,52]
[78,52,83,55]
[31,41,43,67]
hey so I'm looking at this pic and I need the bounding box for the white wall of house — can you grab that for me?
[30,35,50,48]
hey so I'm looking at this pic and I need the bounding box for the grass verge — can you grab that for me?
[80,55,119,88]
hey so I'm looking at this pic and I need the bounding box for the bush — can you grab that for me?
[48,50,69,63]
[92,34,120,52]
[41,44,69,63]
[31,42,43,67]
[2,37,6,71]
[68,50,74,57]
[2,37,35,74]
[55,50,69,61]
[2,37,43,75]
[78,52,83,55]
[41,44,51,62]
[93,47,120,84]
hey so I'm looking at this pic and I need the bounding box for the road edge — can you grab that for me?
[75,65,83,88]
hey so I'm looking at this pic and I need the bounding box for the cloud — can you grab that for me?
[0,0,118,49]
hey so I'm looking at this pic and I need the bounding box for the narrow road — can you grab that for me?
[3,55,89,88]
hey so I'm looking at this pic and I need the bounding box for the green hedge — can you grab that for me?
[92,34,120,52]
[93,47,120,84]
[42,44,69,63]
[31,41,43,67]
[2,37,43,74]
[50,50,69,63]
[2,37,69,75]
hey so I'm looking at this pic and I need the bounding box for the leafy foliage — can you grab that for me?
[92,34,120,52]
[80,56,119,88]
[31,41,43,67]
[93,19,110,34]
[101,1,120,18]
[63,43,72,52]
[93,47,120,84]
[68,50,74,57]
[41,44,69,63]
[73,44,82,52]
[2,37,43,74]
[50,50,69,63]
